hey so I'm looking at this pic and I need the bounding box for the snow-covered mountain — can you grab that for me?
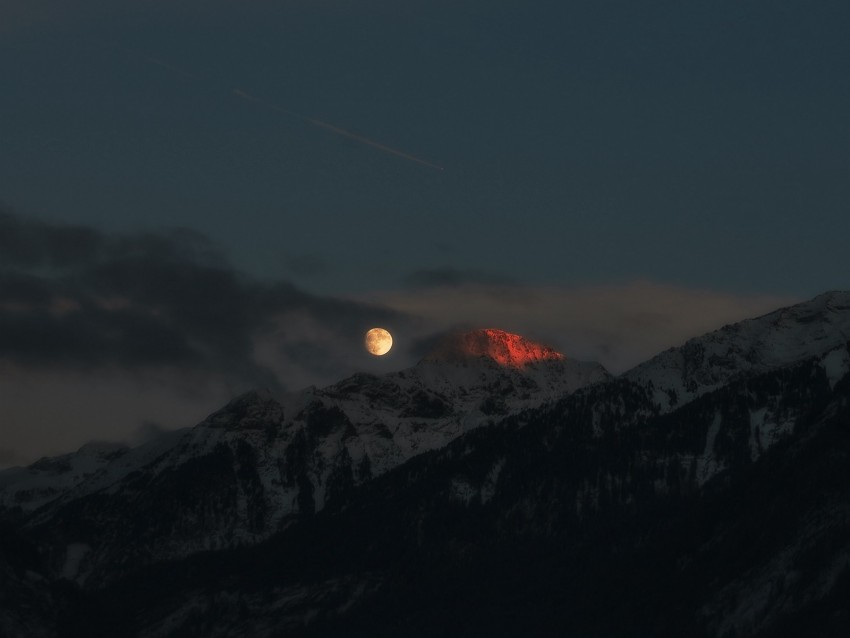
[0,329,608,584]
[2,294,850,638]
[625,290,850,410]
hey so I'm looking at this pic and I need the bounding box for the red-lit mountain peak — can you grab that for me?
[425,328,565,368]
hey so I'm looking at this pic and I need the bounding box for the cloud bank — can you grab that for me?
[0,209,412,465]
[0,211,799,467]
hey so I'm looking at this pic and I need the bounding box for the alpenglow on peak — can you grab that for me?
[423,328,565,368]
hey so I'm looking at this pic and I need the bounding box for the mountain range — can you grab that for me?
[1,292,849,637]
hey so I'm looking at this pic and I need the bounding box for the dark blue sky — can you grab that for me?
[3,0,848,295]
[1,1,849,463]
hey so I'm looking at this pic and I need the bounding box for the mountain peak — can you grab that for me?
[623,289,850,411]
[423,328,565,368]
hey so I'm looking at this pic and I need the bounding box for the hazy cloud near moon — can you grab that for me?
[371,279,798,375]
[0,209,403,379]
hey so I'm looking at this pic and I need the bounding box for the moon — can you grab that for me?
[365,328,393,356]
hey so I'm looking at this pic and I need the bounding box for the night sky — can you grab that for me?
[2,0,848,466]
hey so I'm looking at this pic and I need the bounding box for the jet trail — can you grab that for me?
[230,87,443,171]
[230,88,299,118]
[122,47,443,171]
[305,117,444,171]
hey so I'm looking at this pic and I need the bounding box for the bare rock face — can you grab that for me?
[423,328,565,367]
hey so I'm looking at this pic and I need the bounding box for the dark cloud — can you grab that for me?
[0,303,197,367]
[1,209,419,463]
[0,208,405,388]
[0,208,224,270]
[402,267,514,289]
[0,213,98,269]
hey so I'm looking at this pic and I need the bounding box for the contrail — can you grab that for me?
[122,48,443,171]
[230,87,443,171]
[305,117,444,171]
[231,88,302,119]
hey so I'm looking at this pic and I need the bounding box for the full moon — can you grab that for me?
[365,327,393,356]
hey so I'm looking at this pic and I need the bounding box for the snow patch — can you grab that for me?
[759,416,795,450]
[821,346,850,390]
[626,291,850,412]
[61,543,90,581]
[749,407,768,460]
[696,413,723,485]
[480,458,505,504]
